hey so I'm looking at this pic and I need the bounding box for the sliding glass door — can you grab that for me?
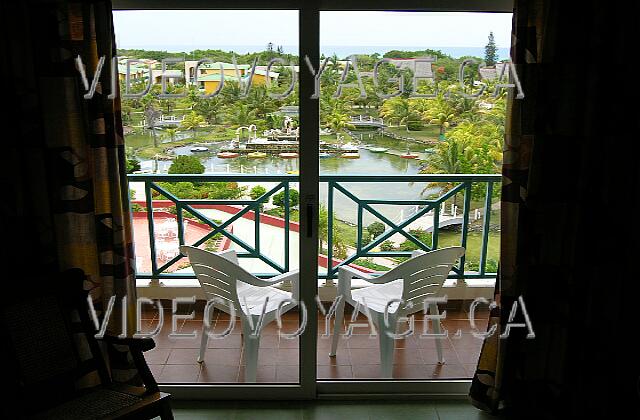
[115,0,511,399]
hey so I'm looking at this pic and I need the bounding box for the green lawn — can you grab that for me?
[330,220,499,271]
[384,125,441,142]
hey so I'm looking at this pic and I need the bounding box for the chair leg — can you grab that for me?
[378,315,396,378]
[197,323,209,363]
[159,401,174,420]
[429,302,445,364]
[242,319,261,382]
[330,296,345,357]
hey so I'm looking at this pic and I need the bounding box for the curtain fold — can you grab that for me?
[2,0,138,384]
[470,0,639,417]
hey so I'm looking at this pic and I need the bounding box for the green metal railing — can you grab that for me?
[127,173,501,281]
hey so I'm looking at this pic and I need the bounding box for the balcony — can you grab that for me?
[128,173,499,382]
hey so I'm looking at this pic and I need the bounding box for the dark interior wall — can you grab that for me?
[0,0,60,279]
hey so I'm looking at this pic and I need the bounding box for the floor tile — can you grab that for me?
[158,364,201,383]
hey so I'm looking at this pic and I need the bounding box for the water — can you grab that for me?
[137,133,437,224]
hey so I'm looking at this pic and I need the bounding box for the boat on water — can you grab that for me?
[319,152,332,158]
[340,142,359,152]
[190,146,209,152]
[369,147,388,153]
[400,151,420,159]
[247,151,267,159]
[340,152,360,159]
[217,151,239,159]
[279,152,299,159]
[287,170,299,174]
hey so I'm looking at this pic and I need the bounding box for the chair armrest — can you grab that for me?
[100,335,156,353]
[270,270,300,301]
[240,269,299,288]
[338,265,393,284]
[99,336,160,393]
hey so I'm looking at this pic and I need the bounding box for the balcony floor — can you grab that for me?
[142,301,489,383]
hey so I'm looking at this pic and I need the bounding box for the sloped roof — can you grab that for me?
[196,73,241,82]
[200,62,250,70]
[388,57,434,79]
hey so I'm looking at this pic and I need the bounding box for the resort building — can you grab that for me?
[478,62,509,80]
[388,57,435,82]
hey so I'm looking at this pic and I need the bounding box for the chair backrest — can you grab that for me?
[180,246,253,312]
[1,269,111,415]
[378,246,465,314]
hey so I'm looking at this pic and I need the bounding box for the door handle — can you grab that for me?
[306,203,313,238]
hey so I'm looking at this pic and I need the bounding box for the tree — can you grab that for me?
[164,128,178,142]
[326,111,351,133]
[180,111,205,138]
[193,96,224,124]
[168,155,205,174]
[484,32,498,67]
[272,189,299,208]
[250,185,267,211]
[126,157,141,174]
[380,97,420,132]
[366,221,385,242]
[227,103,255,128]
[246,85,277,118]
[318,204,346,258]
[249,185,267,201]
[423,97,457,139]
[143,103,161,148]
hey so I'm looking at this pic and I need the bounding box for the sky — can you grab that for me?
[113,10,512,50]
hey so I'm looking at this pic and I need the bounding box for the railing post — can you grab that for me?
[144,181,159,286]
[326,181,334,286]
[284,182,290,273]
[432,203,440,249]
[356,204,363,253]
[459,182,473,278]
[479,182,494,275]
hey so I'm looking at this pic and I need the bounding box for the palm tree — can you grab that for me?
[143,105,161,148]
[380,97,420,132]
[227,103,256,128]
[421,137,468,206]
[193,96,224,125]
[221,81,242,104]
[164,128,178,142]
[423,98,456,139]
[246,85,277,118]
[180,111,205,139]
[326,111,351,134]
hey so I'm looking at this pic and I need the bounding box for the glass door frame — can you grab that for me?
[114,0,512,400]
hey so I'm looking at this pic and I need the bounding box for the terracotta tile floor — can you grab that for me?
[142,301,489,383]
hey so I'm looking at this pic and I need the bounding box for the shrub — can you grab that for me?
[168,155,205,174]
[366,221,385,241]
[380,240,396,252]
[250,185,267,201]
[272,188,299,208]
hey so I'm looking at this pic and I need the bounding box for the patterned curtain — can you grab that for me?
[2,0,138,384]
[470,0,639,417]
[469,0,547,412]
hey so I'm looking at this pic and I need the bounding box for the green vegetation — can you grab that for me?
[249,185,267,200]
[272,189,300,209]
[484,32,498,67]
[354,258,391,272]
[168,155,204,174]
[120,46,504,272]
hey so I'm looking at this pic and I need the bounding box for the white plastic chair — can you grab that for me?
[180,245,299,382]
[330,246,465,377]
